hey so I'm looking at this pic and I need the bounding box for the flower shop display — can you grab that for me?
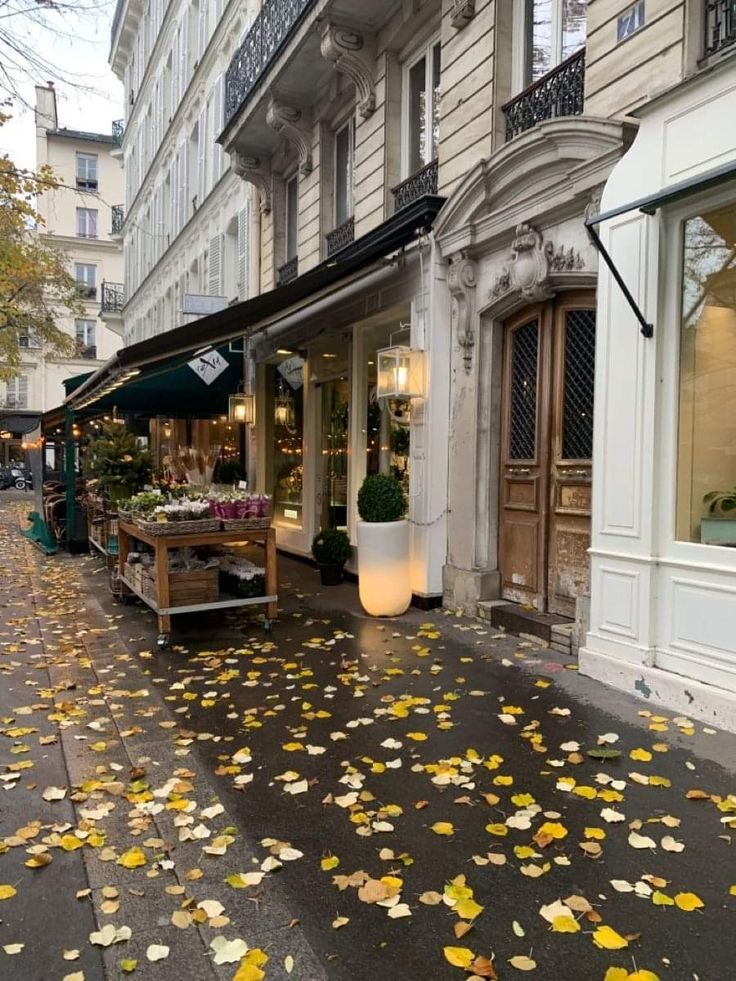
[125,547,220,606]
[83,421,152,504]
[207,491,272,530]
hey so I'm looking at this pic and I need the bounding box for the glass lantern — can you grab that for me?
[376,345,424,400]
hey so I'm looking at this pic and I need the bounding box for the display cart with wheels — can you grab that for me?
[117,521,278,648]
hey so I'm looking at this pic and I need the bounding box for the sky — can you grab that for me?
[0,2,124,172]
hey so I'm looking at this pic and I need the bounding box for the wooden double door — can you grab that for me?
[499,293,596,617]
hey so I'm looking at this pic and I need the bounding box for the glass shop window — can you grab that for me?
[271,356,305,528]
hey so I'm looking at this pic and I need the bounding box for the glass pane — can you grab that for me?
[363,319,411,499]
[677,201,736,544]
[531,0,552,82]
[272,358,304,528]
[431,42,441,162]
[286,178,298,259]
[408,55,427,173]
[562,309,595,459]
[562,0,587,60]
[335,123,351,226]
[508,319,538,460]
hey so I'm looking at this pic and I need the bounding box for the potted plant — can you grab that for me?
[83,421,151,504]
[701,487,736,543]
[312,528,351,586]
[356,473,411,616]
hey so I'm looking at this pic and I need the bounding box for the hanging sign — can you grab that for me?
[182,294,229,315]
[188,350,229,385]
[277,356,305,390]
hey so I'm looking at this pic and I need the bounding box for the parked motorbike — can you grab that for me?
[0,465,33,491]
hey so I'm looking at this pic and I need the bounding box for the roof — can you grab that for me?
[47,128,116,146]
[66,193,445,412]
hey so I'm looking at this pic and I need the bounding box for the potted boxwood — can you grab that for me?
[356,473,411,616]
[312,528,351,586]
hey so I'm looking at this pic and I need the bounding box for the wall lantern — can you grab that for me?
[229,393,255,425]
[0,431,11,440]
[376,345,424,400]
[274,381,296,431]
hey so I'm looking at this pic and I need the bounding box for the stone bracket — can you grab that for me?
[266,98,313,175]
[451,0,476,29]
[320,23,376,118]
[448,253,477,374]
[232,152,273,214]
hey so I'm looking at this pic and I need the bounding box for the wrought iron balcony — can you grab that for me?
[502,48,585,143]
[392,159,439,212]
[112,119,124,146]
[111,205,124,236]
[225,0,316,129]
[278,256,298,286]
[101,281,125,314]
[703,0,736,58]
[326,216,355,257]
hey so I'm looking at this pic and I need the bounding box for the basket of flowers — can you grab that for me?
[134,499,221,536]
[208,492,272,531]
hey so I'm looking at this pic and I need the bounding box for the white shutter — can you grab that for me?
[198,0,208,61]
[237,204,249,300]
[180,142,189,226]
[197,105,207,204]
[181,15,190,92]
[212,75,224,182]
[208,234,223,295]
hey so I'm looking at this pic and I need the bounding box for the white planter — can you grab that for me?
[357,519,412,617]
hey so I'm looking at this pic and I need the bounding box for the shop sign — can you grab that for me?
[182,294,229,315]
[188,350,229,385]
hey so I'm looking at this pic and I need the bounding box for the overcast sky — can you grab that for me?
[0,3,123,172]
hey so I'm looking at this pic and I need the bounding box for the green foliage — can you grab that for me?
[83,421,151,502]
[357,473,407,523]
[311,528,351,566]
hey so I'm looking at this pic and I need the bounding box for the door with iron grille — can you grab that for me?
[499,293,595,615]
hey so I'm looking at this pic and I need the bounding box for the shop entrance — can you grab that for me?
[312,336,351,533]
[498,293,596,617]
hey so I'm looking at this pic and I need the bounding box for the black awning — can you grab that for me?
[586,160,736,338]
[67,194,444,411]
[0,412,42,435]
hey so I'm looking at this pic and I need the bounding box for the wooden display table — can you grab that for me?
[117,521,278,648]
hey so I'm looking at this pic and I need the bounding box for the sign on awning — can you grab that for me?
[188,350,229,385]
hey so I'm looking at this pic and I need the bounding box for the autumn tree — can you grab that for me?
[0,110,83,381]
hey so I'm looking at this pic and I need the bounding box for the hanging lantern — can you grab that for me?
[229,393,255,425]
[376,346,424,400]
[274,387,296,430]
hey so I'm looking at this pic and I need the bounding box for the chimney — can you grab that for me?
[35,82,58,135]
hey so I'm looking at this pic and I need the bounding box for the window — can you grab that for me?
[405,41,441,177]
[524,0,586,85]
[334,119,355,227]
[270,358,305,528]
[676,199,736,545]
[76,153,98,190]
[75,263,96,299]
[285,175,298,261]
[76,208,98,238]
[75,319,97,359]
[3,375,28,409]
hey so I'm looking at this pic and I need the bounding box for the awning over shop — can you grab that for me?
[65,194,444,412]
[0,411,42,435]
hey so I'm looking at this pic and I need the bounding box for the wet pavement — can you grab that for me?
[1,499,736,980]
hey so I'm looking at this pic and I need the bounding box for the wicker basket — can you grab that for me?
[221,517,271,531]
[133,517,222,536]
[117,508,133,523]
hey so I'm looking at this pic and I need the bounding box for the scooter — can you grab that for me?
[0,465,33,491]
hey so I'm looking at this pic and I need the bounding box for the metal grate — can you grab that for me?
[562,309,596,460]
[508,319,538,460]
[502,48,585,142]
[392,159,439,212]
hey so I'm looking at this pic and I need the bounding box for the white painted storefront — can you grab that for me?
[580,60,736,730]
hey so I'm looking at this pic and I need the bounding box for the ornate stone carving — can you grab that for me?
[232,153,272,213]
[489,268,512,301]
[549,244,585,272]
[584,188,602,224]
[507,223,554,301]
[451,0,476,29]
[320,24,376,118]
[448,254,477,375]
[265,98,312,175]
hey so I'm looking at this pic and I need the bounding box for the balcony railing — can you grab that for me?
[112,119,124,146]
[101,281,125,314]
[111,205,124,236]
[502,48,585,142]
[278,256,298,286]
[703,0,736,57]
[392,159,439,212]
[224,0,316,129]
[326,216,355,257]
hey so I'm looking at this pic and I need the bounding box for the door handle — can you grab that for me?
[506,467,531,476]
[558,468,589,477]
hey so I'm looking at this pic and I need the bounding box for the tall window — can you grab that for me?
[76,152,98,191]
[75,263,96,298]
[75,319,97,358]
[676,199,736,545]
[3,375,28,409]
[76,207,98,238]
[334,120,355,227]
[285,175,298,261]
[525,0,586,84]
[405,41,441,176]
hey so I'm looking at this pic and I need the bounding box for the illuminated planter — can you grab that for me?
[357,519,412,617]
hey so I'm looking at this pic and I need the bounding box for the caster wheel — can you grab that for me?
[157,634,170,649]
[263,619,272,633]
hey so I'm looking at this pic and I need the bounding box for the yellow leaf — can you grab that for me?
[511,793,536,807]
[674,892,704,912]
[431,822,454,836]
[0,885,17,900]
[485,823,508,836]
[538,821,568,839]
[729,885,736,896]
[493,775,514,786]
[514,846,538,860]
[593,926,629,950]
[584,827,606,840]
[60,836,84,852]
[552,916,580,933]
[630,748,652,762]
[320,855,340,871]
[455,897,484,920]
[406,732,427,741]
[443,946,474,969]
[630,972,662,981]
[282,742,304,752]
[603,970,629,981]
[120,960,138,973]
[118,847,147,869]
[652,891,674,906]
